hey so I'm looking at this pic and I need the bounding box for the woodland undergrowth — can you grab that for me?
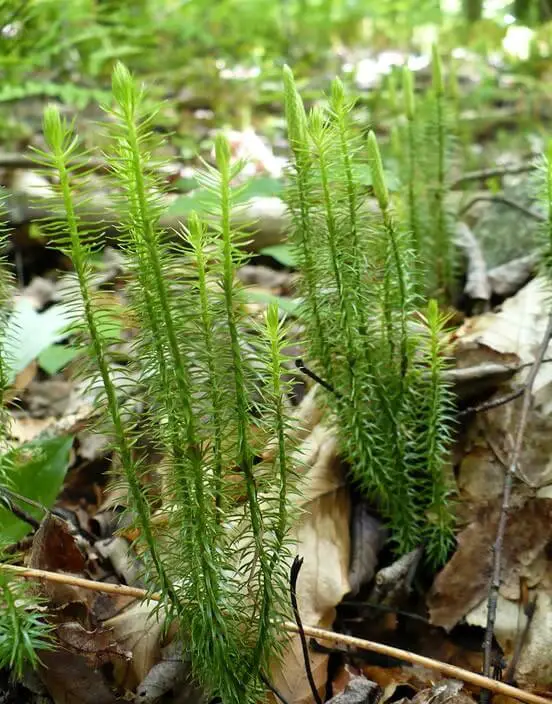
[0,53,497,701]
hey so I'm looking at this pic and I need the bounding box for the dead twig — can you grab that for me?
[481,312,552,702]
[458,387,525,417]
[1,564,551,704]
[504,597,537,685]
[0,492,40,530]
[458,195,545,223]
[295,358,338,396]
[290,556,323,704]
[451,163,537,189]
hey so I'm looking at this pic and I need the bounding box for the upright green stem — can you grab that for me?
[216,136,272,683]
[189,216,226,517]
[50,139,176,607]
[117,91,223,644]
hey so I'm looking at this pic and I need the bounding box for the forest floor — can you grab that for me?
[2,39,552,704]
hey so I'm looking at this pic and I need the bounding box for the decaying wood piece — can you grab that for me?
[487,253,540,298]
[455,222,491,304]
[3,189,289,251]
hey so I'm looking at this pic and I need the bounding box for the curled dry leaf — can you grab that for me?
[95,537,145,589]
[428,498,552,631]
[29,514,92,606]
[348,503,386,597]
[487,252,539,298]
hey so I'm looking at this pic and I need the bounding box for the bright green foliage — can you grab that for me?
[537,140,552,286]
[0,568,54,679]
[0,193,12,485]
[23,63,296,704]
[0,0,442,90]
[400,66,424,285]
[399,53,457,302]
[0,437,73,546]
[0,199,55,677]
[284,65,455,563]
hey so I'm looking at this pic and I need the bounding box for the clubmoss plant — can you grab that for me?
[399,49,457,302]
[283,64,456,563]
[0,63,298,703]
[401,65,425,283]
[542,140,552,282]
[0,197,12,483]
[0,202,54,677]
[0,564,54,679]
[428,44,455,300]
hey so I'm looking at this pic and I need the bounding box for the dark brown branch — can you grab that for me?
[458,387,525,417]
[290,556,323,704]
[295,358,338,396]
[481,313,552,700]
[459,195,545,222]
[0,491,40,530]
[451,163,537,189]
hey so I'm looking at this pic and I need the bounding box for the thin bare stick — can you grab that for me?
[283,622,552,704]
[458,387,525,417]
[1,564,158,600]
[451,163,537,189]
[481,312,552,700]
[0,493,40,530]
[459,195,545,223]
[1,564,551,704]
[289,557,323,704]
[504,598,537,685]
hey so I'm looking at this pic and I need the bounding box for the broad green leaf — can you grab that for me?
[238,176,283,200]
[167,176,284,217]
[259,244,297,268]
[245,290,301,316]
[0,436,73,547]
[4,300,74,383]
[38,345,81,376]
[166,189,212,216]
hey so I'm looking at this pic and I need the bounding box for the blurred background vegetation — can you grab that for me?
[2,0,552,267]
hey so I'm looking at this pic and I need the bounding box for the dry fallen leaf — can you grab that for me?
[29,514,97,609]
[455,276,550,367]
[102,599,169,690]
[39,649,117,704]
[8,415,54,444]
[55,621,131,669]
[325,675,380,704]
[135,639,204,704]
[428,498,552,630]
[270,421,352,704]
